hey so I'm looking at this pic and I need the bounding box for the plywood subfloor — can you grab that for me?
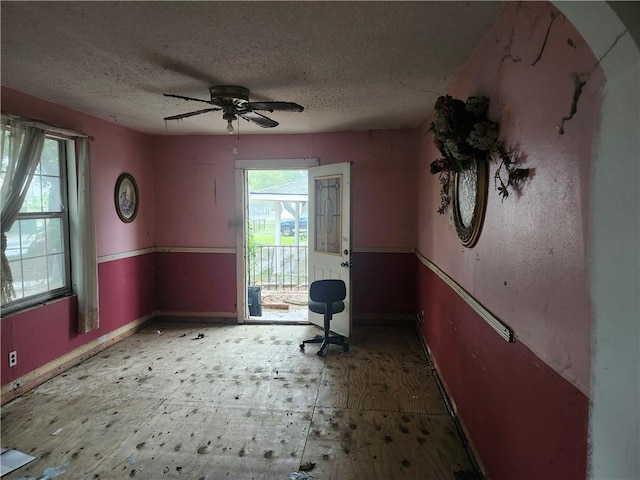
[1,323,479,479]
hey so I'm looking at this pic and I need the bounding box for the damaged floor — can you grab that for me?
[1,322,479,479]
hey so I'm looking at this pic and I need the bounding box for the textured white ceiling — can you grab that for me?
[1,1,505,136]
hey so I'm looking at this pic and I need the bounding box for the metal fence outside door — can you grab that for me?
[248,245,308,291]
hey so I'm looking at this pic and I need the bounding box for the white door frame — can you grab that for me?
[235,158,319,323]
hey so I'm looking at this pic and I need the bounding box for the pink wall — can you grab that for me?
[419,266,588,479]
[418,1,599,395]
[152,130,419,318]
[156,252,236,314]
[1,88,157,387]
[352,252,416,316]
[153,131,418,250]
[416,3,600,478]
[1,88,156,257]
[154,251,416,318]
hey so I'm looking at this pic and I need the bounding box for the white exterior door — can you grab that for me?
[307,162,351,337]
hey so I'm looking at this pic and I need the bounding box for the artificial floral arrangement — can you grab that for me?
[428,95,530,214]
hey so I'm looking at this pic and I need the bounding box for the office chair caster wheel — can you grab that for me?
[300,343,305,351]
[317,350,325,357]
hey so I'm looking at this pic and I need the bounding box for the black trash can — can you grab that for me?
[248,286,262,317]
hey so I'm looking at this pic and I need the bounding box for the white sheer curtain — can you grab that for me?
[68,137,99,333]
[0,121,46,304]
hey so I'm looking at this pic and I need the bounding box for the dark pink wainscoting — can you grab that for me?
[1,296,78,384]
[351,252,416,317]
[98,253,157,325]
[1,253,156,388]
[417,262,588,480]
[155,252,237,314]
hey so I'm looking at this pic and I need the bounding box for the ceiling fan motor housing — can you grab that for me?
[209,86,249,105]
[223,110,237,122]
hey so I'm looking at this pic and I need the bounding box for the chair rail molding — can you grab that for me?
[415,250,514,343]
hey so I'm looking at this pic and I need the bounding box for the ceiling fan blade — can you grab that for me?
[164,93,214,105]
[245,101,304,113]
[239,111,279,128]
[164,108,221,121]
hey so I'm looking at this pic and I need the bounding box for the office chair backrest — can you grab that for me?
[309,279,346,304]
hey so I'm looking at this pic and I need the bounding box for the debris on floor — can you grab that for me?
[0,448,36,476]
[193,333,205,340]
[1,324,477,479]
[139,329,162,335]
[299,461,316,471]
[289,472,314,480]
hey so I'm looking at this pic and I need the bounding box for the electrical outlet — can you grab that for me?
[8,350,17,367]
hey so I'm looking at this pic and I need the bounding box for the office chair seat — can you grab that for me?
[300,279,349,356]
[308,299,345,316]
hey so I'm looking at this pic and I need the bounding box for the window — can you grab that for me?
[1,135,71,313]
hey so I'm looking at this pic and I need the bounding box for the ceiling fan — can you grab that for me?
[163,85,304,133]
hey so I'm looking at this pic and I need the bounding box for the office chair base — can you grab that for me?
[300,334,349,356]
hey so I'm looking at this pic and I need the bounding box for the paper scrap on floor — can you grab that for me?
[1,448,36,476]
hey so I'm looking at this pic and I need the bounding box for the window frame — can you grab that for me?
[1,134,72,315]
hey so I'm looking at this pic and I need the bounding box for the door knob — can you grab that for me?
[340,261,351,268]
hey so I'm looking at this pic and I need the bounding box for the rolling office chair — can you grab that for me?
[300,279,349,356]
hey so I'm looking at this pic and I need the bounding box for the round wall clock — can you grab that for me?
[452,158,488,247]
[114,173,139,223]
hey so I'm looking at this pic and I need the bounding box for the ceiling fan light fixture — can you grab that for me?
[223,110,237,134]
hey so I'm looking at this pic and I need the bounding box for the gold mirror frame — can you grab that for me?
[452,158,488,247]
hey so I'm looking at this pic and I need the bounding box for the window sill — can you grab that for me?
[1,293,76,319]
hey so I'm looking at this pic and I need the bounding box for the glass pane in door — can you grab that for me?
[314,175,341,255]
